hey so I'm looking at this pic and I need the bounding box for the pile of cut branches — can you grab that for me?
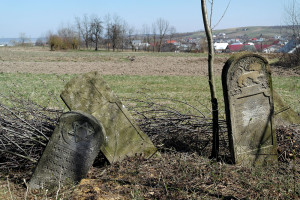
[123,96,230,158]
[1,91,299,169]
[0,92,229,169]
[0,93,62,169]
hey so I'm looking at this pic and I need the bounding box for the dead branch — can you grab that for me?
[0,92,62,169]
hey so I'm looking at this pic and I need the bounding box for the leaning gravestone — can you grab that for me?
[222,53,277,166]
[29,111,105,189]
[60,72,158,163]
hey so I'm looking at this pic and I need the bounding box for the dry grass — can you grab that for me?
[1,149,299,199]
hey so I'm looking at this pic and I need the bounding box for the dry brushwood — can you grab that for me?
[0,89,299,169]
[123,96,230,158]
[0,93,62,169]
[0,90,230,169]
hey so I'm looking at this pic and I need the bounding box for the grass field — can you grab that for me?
[0,72,299,114]
[0,47,299,199]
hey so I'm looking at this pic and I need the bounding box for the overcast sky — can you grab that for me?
[0,0,288,38]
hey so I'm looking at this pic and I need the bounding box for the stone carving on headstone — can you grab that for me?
[29,111,105,189]
[222,53,277,166]
[60,71,159,164]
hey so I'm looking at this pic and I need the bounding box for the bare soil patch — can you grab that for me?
[0,56,227,76]
[0,48,298,76]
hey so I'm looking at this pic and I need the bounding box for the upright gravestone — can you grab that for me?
[60,72,158,163]
[222,53,277,166]
[29,111,105,189]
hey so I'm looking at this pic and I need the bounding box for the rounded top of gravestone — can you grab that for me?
[225,52,269,64]
[222,52,270,78]
[60,111,106,150]
[222,53,272,97]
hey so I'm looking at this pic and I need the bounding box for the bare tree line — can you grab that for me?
[47,14,175,51]
[280,0,300,68]
[284,0,300,39]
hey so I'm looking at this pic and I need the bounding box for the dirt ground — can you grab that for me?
[0,56,226,76]
[0,47,298,76]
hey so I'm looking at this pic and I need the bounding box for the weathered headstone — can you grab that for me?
[29,111,105,189]
[222,53,277,166]
[60,72,158,163]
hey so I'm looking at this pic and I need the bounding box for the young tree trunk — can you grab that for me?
[153,37,156,52]
[201,0,219,159]
[95,38,98,51]
[85,39,89,49]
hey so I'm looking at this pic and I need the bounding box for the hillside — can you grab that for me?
[177,26,287,39]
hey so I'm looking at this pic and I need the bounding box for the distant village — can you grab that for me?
[131,32,297,54]
[212,32,297,54]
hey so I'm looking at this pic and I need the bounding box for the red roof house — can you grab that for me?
[254,44,272,51]
[167,40,177,44]
[227,44,244,52]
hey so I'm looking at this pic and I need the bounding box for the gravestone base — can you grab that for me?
[236,145,278,166]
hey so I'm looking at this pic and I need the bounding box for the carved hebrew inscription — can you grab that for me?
[222,53,277,166]
[233,93,273,154]
[29,111,105,189]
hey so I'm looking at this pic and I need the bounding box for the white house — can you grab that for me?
[263,45,281,53]
[214,42,228,53]
[131,40,150,50]
[132,40,142,46]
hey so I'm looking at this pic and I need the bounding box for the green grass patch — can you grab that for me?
[272,76,300,113]
[1,73,299,115]
[0,73,75,110]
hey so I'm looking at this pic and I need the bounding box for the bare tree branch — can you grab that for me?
[212,0,231,30]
